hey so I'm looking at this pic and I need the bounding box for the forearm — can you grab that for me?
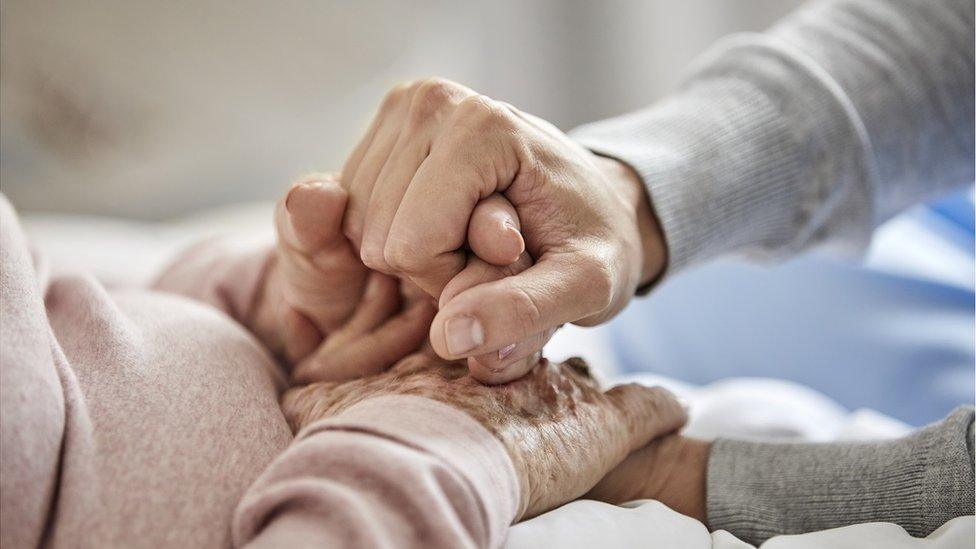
[573,0,974,276]
[594,407,974,544]
[233,395,520,549]
[151,237,288,354]
[152,237,271,321]
[707,406,975,545]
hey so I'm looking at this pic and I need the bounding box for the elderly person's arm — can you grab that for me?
[234,357,687,548]
[150,179,688,547]
[589,407,976,545]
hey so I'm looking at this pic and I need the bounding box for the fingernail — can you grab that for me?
[445,316,484,355]
[285,184,306,212]
[498,343,516,360]
[285,181,320,212]
[504,222,525,256]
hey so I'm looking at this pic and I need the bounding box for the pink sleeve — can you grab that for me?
[232,395,521,549]
[151,237,273,327]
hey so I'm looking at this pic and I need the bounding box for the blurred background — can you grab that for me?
[1,0,972,427]
[1,0,802,218]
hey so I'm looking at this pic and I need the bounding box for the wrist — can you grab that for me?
[587,435,710,525]
[249,254,288,358]
[651,436,710,525]
[592,155,667,289]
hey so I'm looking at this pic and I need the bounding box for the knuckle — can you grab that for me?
[342,220,363,249]
[408,78,460,122]
[612,384,649,426]
[380,81,413,112]
[383,237,428,274]
[455,94,510,131]
[360,243,388,271]
[578,254,614,312]
[506,286,543,336]
[644,386,678,415]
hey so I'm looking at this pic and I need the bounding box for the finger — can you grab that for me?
[429,252,610,359]
[340,83,402,191]
[293,298,436,384]
[560,356,599,389]
[438,252,532,309]
[399,277,430,304]
[466,327,553,384]
[281,306,322,365]
[438,252,539,383]
[340,272,400,337]
[604,384,688,454]
[381,96,522,297]
[359,133,432,272]
[360,80,472,272]
[467,193,525,266]
[274,177,368,334]
[276,176,348,253]
[468,350,543,385]
[343,84,416,249]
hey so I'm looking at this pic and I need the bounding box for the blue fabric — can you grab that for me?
[608,190,975,426]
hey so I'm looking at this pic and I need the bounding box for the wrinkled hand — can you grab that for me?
[340,77,666,384]
[252,174,436,382]
[282,354,687,519]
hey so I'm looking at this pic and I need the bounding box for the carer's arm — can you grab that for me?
[573,0,974,274]
[591,407,975,545]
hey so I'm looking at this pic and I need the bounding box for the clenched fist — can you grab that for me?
[340,78,666,384]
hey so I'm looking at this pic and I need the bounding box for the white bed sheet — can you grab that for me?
[21,204,975,548]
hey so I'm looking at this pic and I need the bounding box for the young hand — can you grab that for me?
[339,78,667,384]
[586,434,711,524]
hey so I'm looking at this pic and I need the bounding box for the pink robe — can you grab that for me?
[0,195,518,548]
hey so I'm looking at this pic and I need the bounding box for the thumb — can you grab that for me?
[430,252,609,359]
[467,193,524,266]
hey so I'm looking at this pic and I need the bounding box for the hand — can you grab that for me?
[252,174,436,382]
[282,355,687,519]
[586,434,711,524]
[339,77,666,383]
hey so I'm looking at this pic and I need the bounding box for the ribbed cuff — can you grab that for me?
[301,395,521,547]
[571,35,875,277]
[706,406,975,545]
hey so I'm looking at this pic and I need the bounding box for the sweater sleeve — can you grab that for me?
[151,237,274,331]
[571,0,974,275]
[232,395,521,549]
[706,406,976,545]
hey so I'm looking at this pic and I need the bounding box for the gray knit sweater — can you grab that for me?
[571,0,975,543]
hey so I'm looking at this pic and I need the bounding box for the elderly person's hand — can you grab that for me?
[252,172,539,383]
[251,174,438,382]
[339,78,666,384]
[282,353,687,519]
